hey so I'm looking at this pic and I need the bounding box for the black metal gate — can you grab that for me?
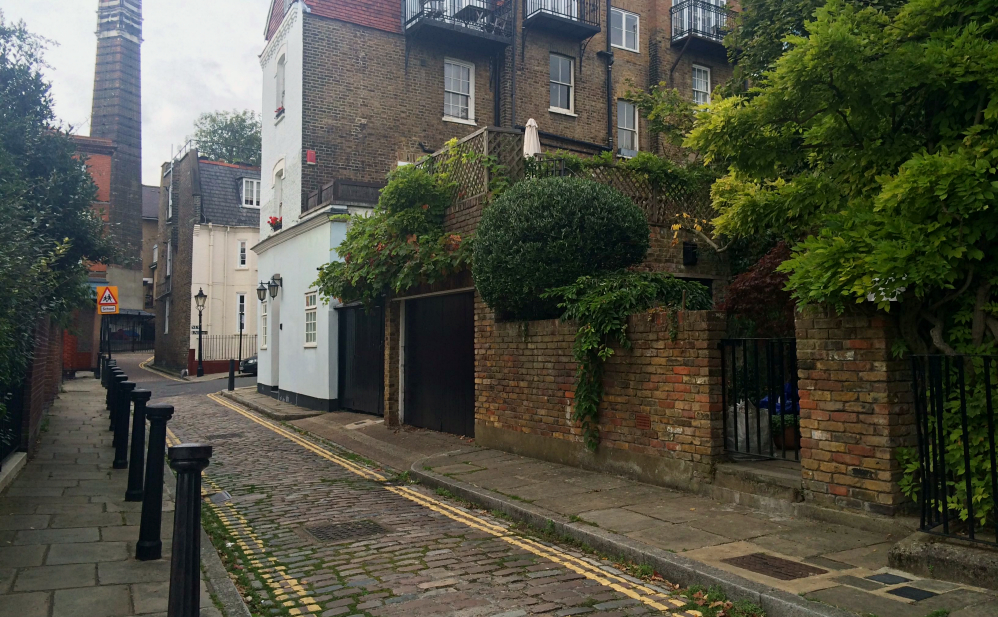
[404,293,475,437]
[0,386,25,470]
[720,338,800,460]
[911,355,998,546]
[338,304,385,416]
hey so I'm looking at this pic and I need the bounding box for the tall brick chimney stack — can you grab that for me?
[90,0,144,308]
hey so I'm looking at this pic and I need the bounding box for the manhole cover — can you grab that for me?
[205,433,243,441]
[722,553,827,580]
[304,520,388,543]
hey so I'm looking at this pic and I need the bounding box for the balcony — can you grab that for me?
[670,0,729,46]
[404,0,513,47]
[522,0,600,40]
[303,179,385,216]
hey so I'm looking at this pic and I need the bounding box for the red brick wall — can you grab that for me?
[476,306,726,482]
[20,316,63,456]
[795,305,915,516]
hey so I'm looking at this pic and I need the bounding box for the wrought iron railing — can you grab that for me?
[404,0,514,40]
[720,339,800,460]
[524,0,601,28]
[197,335,259,362]
[0,386,25,469]
[671,0,729,44]
[911,355,998,546]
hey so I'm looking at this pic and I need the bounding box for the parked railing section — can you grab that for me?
[404,0,514,40]
[198,335,258,362]
[671,0,729,44]
[720,338,800,460]
[911,355,998,546]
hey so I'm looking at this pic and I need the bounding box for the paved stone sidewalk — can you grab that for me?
[215,388,998,617]
[0,378,221,617]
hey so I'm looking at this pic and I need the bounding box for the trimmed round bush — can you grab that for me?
[474,176,650,321]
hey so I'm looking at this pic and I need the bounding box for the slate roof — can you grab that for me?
[142,185,160,220]
[197,159,261,228]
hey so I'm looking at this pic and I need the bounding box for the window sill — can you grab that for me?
[260,346,268,350]
[549,107,577,118]
[442,116,477,126]
[274,113,285,126]
[611,44,640,54]
[236,266,249,270]
[304,343,317,349]
[242,205,261,209]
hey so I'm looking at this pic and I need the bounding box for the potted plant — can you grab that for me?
[275,106,285,119]
[771,412,800,451]
[268,216,283,231]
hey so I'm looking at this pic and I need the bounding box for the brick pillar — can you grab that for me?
[795,305,915,516]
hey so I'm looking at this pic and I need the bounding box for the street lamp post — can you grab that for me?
[237,307,244,365]
[194,288,207,377]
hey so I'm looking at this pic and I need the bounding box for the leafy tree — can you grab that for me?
[0,15,113,409]
[687,0,998,356]
[193,110,261,166]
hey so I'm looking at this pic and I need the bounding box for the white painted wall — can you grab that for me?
[188,224,261,352]
[254,217,348,401]
[259,3,304,241]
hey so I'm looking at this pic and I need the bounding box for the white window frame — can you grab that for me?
[260,300,268,349]
[276,54,287,113]
[693,64,712,105]
[152,243,158,265]
[238,240,248,268]
[443,59,476,126]
[167,184,173,220]
[304,291,317,347]
[610,8,640,53]
[164,298,170,334]
[166,241,173,277]
[617,100,639,155]
[242,179,261,208]
[236,293,246,333]
[549,53,575,116]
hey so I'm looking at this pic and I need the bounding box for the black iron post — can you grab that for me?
[111,372,126,431]
[125,389,152,500]
[238,308,244,365]
[136,403,173,561]
[228,359,236,392]
[113,381,135,469]
[103,361,117,409]
[197,310,204,377]
[167,443,212,617]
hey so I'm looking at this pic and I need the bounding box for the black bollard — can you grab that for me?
[136,403,173,561]
[95,354,102,380]
[167,444,212,617]
[111,372,126,431]
[113,381,136,469]
[125,389,152,501]
[103,362,117,409]
[228,359,236,391]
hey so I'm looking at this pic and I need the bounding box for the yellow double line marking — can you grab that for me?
[204,392,692,615]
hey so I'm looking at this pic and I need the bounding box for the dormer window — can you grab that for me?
[242,179,261,207]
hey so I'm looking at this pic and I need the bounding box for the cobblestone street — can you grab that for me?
[163,390,699,617]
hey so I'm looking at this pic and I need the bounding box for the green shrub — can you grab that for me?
[473,177,650,321]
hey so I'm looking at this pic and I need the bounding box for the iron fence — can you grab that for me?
[0,386,25,470]
[671,0,729,44]
[404,0,514,40]
[524,0,601,27]
[911,355,998,546]
[720,339,800,460]
[197,334,258,362]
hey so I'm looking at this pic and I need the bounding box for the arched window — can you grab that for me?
[276,54,286,111]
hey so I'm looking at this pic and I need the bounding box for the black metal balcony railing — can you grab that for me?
[523,0,600,38]
[671,0,729,44]
[404,0,513,44]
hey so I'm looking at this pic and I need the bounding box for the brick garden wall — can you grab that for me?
[475,307,727,489]
[796,305,916,516]
[19,316,63,457]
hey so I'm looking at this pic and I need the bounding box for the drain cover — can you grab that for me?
[205,433,243,441]
[304,520,388,543]
[722,553,827,580]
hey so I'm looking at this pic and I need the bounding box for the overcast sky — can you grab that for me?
[7,0,272,185]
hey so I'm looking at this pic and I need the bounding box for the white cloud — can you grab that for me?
[7,0,270,185]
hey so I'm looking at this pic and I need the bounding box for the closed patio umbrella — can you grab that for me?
[523,118,541,158]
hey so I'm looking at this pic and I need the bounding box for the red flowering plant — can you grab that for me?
[267,216,283,231]
[315,165,472,307]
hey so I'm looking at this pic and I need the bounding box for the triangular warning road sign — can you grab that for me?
[99,287,116,305]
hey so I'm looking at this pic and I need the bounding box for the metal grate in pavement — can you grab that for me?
[304,520,388,544]
[722,553,827,580]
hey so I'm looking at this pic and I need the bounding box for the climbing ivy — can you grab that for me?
[543,272,712,450]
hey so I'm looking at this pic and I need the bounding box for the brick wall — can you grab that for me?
[19,316,63,456]
[475,306,726,488]
[795,305,915,516]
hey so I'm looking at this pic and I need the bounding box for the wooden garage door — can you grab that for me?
[404,293,475,437]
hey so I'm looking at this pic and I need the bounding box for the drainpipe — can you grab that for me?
[510,0,518,128]
[207,223,214,334]
[604,0,614,151]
